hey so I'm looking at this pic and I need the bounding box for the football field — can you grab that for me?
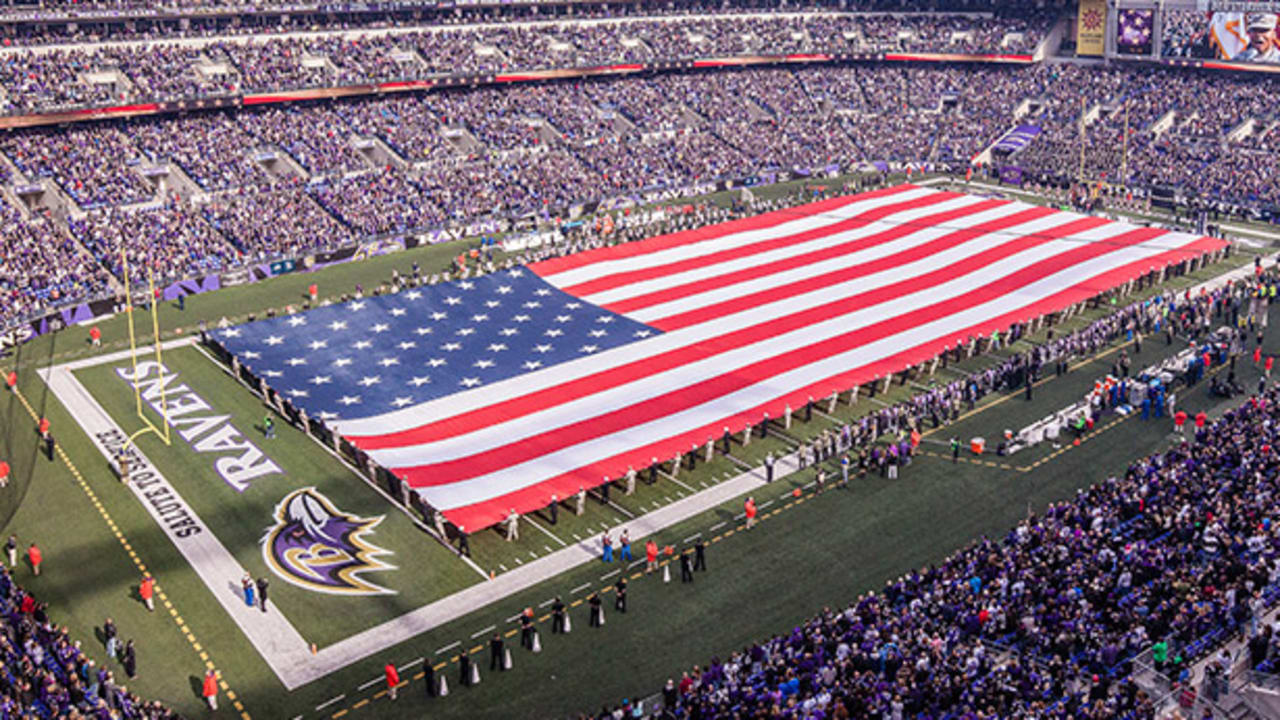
[0,177,1270,720]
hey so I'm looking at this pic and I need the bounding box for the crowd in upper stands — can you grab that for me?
[0,10,1052,113]
[9,51,1280,332]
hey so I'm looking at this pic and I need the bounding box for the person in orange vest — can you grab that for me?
[38,417,49,439]
[1255,346,1263,365]
[385,662,400,700]
[744,496,757,530]
[1194,411,1208,432]
[202,669,219,710]
[1267,356,1274,380]
[909,428,921,448]
[0,460,8,489]
[645,539,658,573]
[27,543,41,576]
[88,326,101,347]
[4,370,15,392]
[308,283,318,302]
[1174,410,1188,437]
[139,575,154,612]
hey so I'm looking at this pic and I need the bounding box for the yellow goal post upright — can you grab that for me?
[120,247,172,450]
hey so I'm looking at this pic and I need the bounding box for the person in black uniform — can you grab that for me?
[489,633,504,671]
[614,578,627,613]
[423,658,436,698]
[459,649,473,687]
[588,592,603,627]
[456,525,470,558]
[519,609,535,649]
[693,539,706,572]
[680,548,694,583]
[551,597,566,633]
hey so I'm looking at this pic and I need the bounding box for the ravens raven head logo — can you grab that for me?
[262,488,396,596]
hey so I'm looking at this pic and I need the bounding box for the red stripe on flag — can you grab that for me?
[528,185,915,277]
[558,191,963,298]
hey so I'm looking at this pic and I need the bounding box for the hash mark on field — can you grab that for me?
[505,614,521,623]
[356,677,382,691]
[539,598,556,608]
[700,481,709,488]
[514,558,523,566]
[572,533,582,541]
[498,564,508,572]
[683,533,701,544]
[628,559,645,570]
[435,641,460,655]
[570,582,591,595]
[399,658,423,672]
[470,625,496,639]
[315,695,345,711]
[544,545,554,554]
[760,500,774,509]
[664,496,673,503]
[601,569,620,581]
[709,522,726,532]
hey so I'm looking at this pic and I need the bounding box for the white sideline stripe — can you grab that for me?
[315,695,345,711]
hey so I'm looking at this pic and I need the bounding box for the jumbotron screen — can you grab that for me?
[1163,10,1280,63]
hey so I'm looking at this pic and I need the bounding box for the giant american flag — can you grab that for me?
[212,184,1225,529]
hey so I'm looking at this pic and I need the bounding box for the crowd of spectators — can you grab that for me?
[0,566,178,718]
[0,11,1054,113]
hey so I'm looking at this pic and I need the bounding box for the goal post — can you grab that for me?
[120,249,171,449]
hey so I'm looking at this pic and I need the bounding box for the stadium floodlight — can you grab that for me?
[120,248,172,449]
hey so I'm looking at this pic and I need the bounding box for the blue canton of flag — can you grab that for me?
[211,268,662,421]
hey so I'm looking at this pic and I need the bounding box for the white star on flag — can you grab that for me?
[589,329,607,338]
[310,375,333,385]
[441,342,462,351]
[579,345,600,354]
[358,376,382,387]
[337,395,361,406]
[545,329,564,338]
[474,359,496,369]
[391,396,414,408]
[565,302,582,309]
[414,327,432,336]
[496,286,513,294]
[430,312,447,320]
[458,281,475,290]
[242,351,261,359]
[333,357,353,367]
[427,358,447,367]
[263,370,283,378]
[535,289,551,296]
[286,357,308,366]
[523,301,542,309]
[221,328,241,338]
[371,323,390,333]
[287,388,309,397]
[349,301,366,311]
[379,357,401,367]
[471,314,489,322]
[554,315,571,323]
[634,330,652,338]
[354,340,373,350]
[534,344,553,353]
[390,308,407,317]
[408,376,431,387]
[484,300,501,309]
[264,336,284,346]
[596,316,614,324]
[512,315,531,323]
[308,340,328,350]
[288,316,307,327]
[499,328,518,336]
[329,321,347,331]
[318,411,338,421]
[486,343,508,352]
[506,269,523,278]
[398,341,417,350]
[444,297,462,306]
[405,291,423,300]
[460,377,481,387]
[456,328,475,336]
[522,361,543,370]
